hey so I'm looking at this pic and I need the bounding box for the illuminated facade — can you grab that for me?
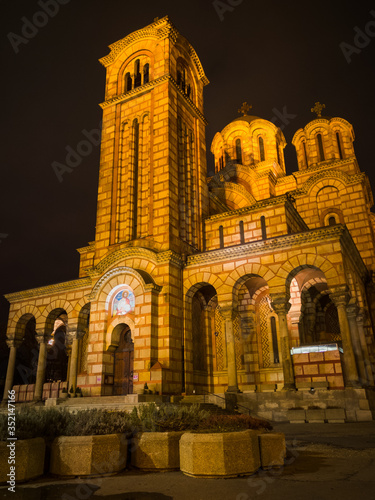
[3,17,375,407]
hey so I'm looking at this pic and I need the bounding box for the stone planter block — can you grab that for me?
[180,430,260,478]
[132,432,184,470]
[287,409,306,423]
[50,434,127,476]
[326,408,346,423]
[0,438,45,484]
[306,409,325,423]
[259,433,286,469]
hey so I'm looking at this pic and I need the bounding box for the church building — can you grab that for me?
[2,17,375,417]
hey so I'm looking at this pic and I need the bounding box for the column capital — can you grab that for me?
[66,329,86,344]
[270,294,291,315]
[219,304,235,320]
[346,300,359,318]
[330,286,351,308]
[35,332,51,345]
[6,338,21,349]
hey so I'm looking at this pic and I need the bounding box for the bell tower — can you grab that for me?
[94,16,209,262]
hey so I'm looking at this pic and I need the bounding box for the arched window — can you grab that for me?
[143,63,149,84]
[270,316,279,364]
[186,84,191,99]
[177,70,182,86]
[125,72,132,92]
[317,133,325,162]
[328,216,337,226]
[219,225,224,249]
[260,216,267,240]
[236,138,242,164]
[302,141,308,168]
[336,132,343,160]
[134,59,141,88]
[276,142,281,165]
[259,137,265,161]
[132,118,139,239]
[239,220,245,244]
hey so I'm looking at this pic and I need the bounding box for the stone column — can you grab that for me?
[331,289,360,387]
[34,335,49,401]
[221,307,239,393]
[271,295,295,390]
[3,340,21,400]
[357,312,375,386]
[68,336,80,395]
[346,302,367,385]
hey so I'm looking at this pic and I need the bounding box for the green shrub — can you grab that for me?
[197,414,272,433]
[130,403,209,432]
[0,407,133,441]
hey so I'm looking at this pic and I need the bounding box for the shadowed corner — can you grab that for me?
[6,484,173,500]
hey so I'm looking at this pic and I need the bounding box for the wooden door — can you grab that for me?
[114,327,134,395]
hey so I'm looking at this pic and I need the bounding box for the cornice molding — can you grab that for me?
[187,225,367,271]
[204,194,293,222]
[100,75,207,124]
[4,278,92,303]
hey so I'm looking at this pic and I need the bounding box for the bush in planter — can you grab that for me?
[197,414,272,433]
[130,403,209,432]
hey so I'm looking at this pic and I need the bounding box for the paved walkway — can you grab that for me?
[1,422,375,500]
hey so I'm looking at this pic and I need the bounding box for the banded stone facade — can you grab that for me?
[2,16,375,402]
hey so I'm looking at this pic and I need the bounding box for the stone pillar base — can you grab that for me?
[282,383,296,391]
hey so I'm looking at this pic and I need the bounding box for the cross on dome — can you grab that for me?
[238,102,252,116]
[311,102,326,118]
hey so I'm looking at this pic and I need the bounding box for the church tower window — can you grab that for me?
[239,220,245,244]
[302,141,308,168]
[336,132,343,160]
[219,225,224,248]
[259,136,265,161]
[143,63,149,84]
[317,133,325,162]
[125,72,132,92]
[236,138,242,163]
[134,59,142,88]
[260,216,267,239]
[328,215,337,226]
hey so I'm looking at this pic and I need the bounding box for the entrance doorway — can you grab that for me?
[114,325,134,395]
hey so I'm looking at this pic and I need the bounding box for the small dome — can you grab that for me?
[231,115,261,124]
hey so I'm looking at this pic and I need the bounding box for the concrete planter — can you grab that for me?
[258,433,286,469]
[287,409,306,423]
[180,430,260,478]
[306,409,325,423]
[50,434,127,476]
[131,431,184,470]
[0,438,45,484]
[326,408,346,423]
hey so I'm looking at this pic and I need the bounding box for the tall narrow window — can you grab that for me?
[134,59,141,88]
[336,132,343,160]
[186,84,191,99]
[219,225,224,249]
[276,142,281,165]
[317,133,325,161]
[271,317,280,364]
[125,73,132,92]
[259,137,265,161]
[328,216,337,226]
[260,216,267,240]
[132,119,139,240]
[239,220,245,244]
[177,70,182,86]
[143,63,149,84]
[236,138,242,163]
[302,141,308,168]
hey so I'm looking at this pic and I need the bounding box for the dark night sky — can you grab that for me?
[1,0,375,320]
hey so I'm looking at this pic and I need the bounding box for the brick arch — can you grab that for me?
[274,255,340,296]
[92,247,158,277]
[8,305,41,333]
[184,273,224,301]
[92,266,151,306]
[106,316,136,351]
[304,171,350,197]
[42,303,72,335]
